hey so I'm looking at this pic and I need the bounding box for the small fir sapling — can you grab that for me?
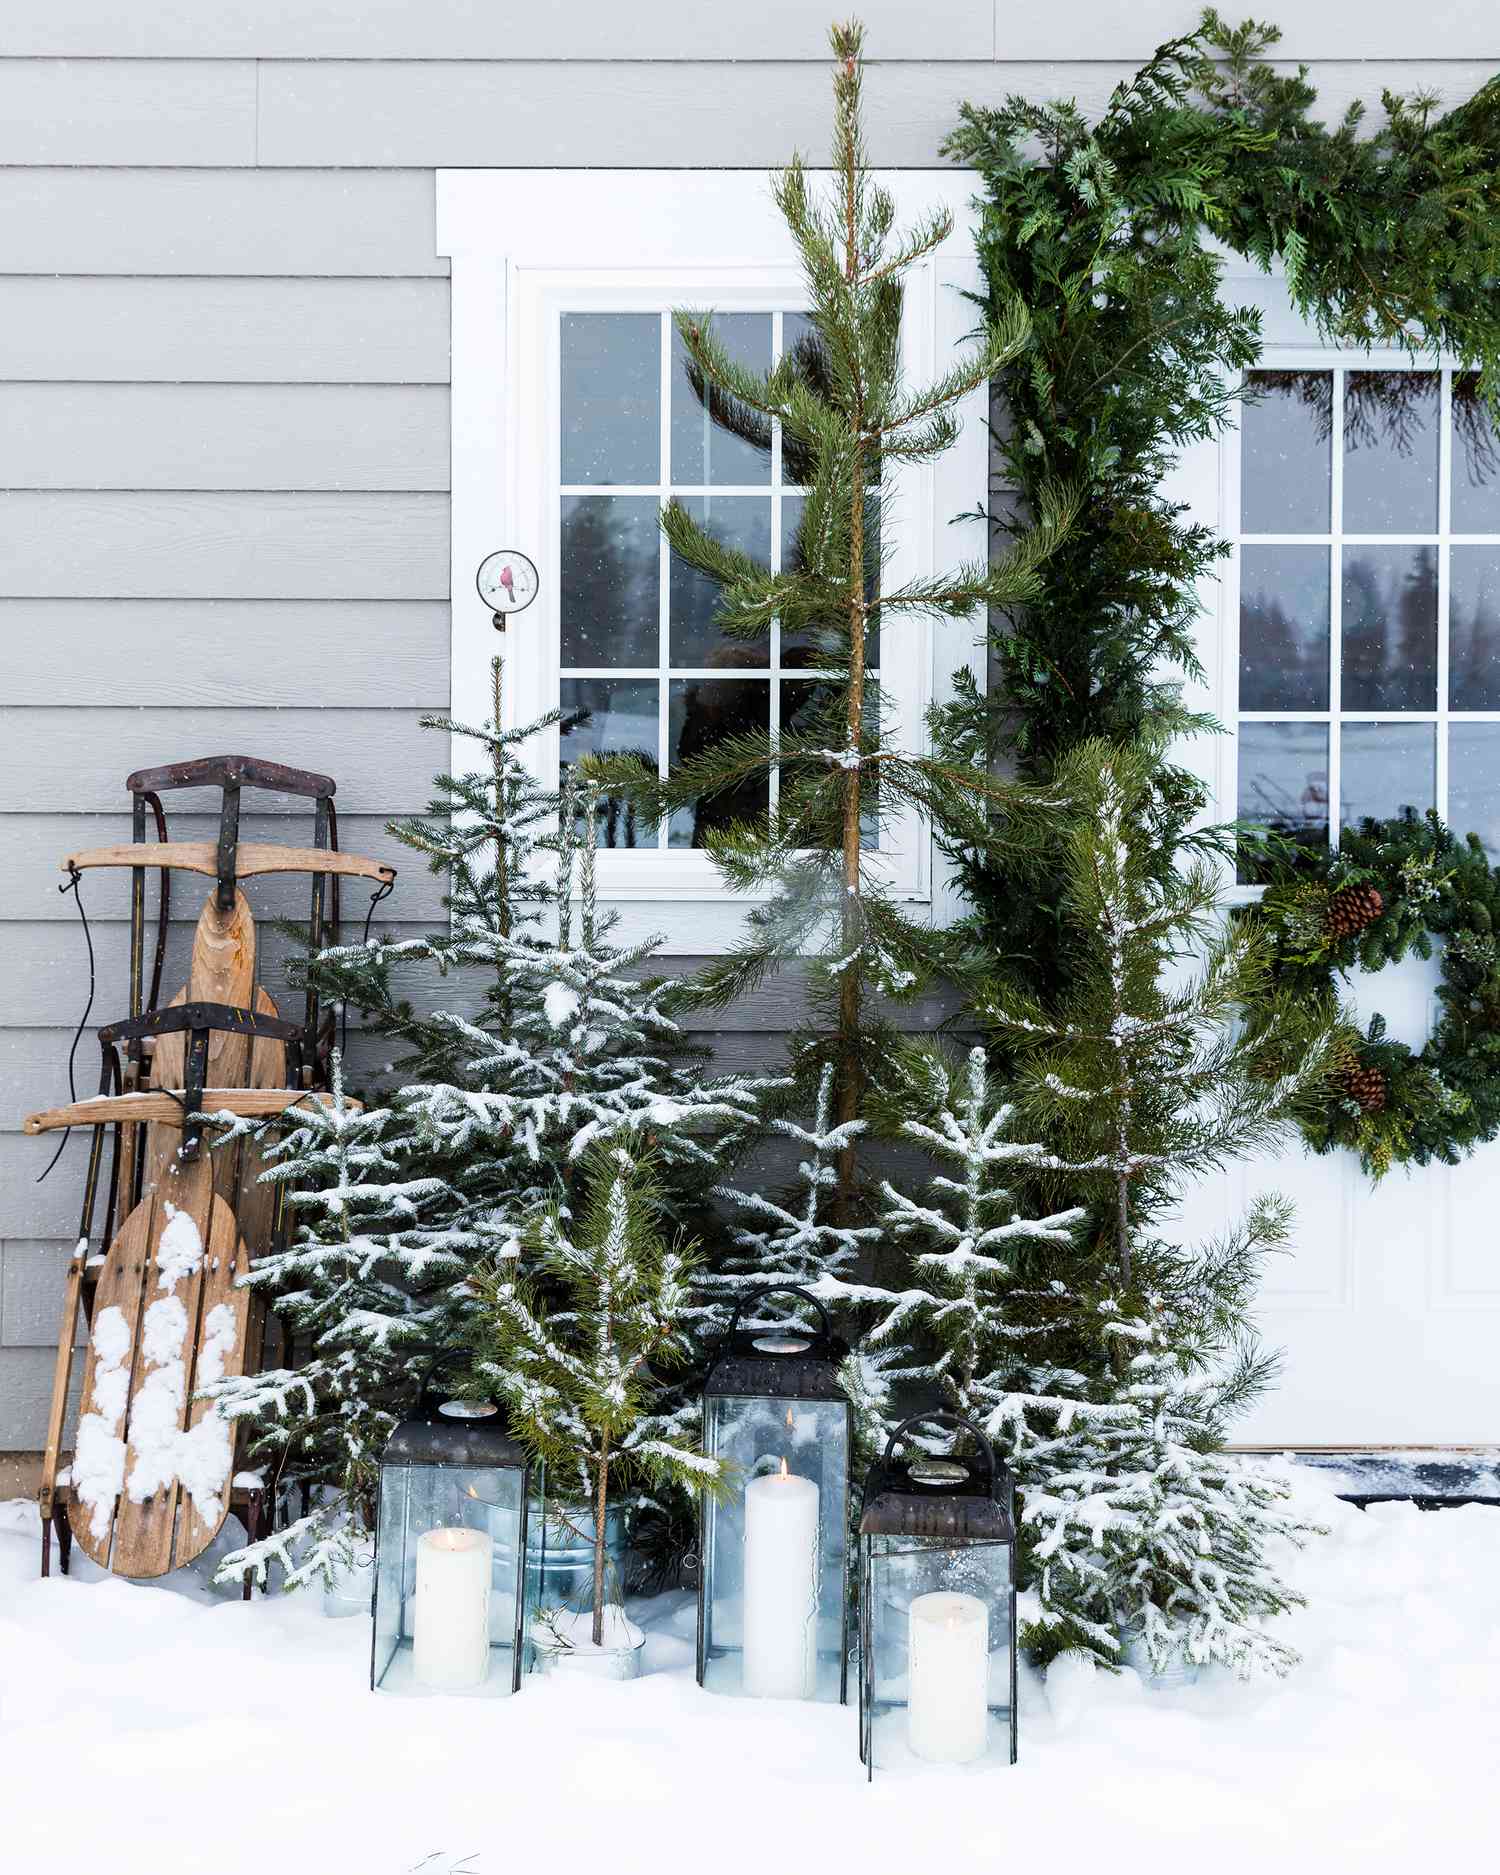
[586,19,1072,1225]
[979,740,1333,1668]
[466,1146,722,1649]
[1024,1201,1318,1677]
[207,1056,448,1591]
[863,1043,1105,1462]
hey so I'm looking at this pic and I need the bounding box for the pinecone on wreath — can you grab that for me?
[1336,1061,1388,1114]
[1324,883,1384,941]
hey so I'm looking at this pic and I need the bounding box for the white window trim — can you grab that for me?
[436,169,988,950]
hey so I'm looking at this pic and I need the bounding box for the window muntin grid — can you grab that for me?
[556,308,877,850]
[1235,365,1500,881]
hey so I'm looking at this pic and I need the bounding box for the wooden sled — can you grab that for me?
[26,757,393,1587]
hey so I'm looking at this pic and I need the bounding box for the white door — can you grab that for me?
[437,170,988,952]
[1177,261,1500,1446]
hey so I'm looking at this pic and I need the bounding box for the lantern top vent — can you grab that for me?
[382,1399,528,1470]
[703,1286,849,1401]
[859,1412,1015,1544]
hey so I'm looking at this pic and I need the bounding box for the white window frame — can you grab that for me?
[1194,260,1500,904]
[436,169,987,949]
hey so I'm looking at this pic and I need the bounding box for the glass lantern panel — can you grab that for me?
[862,1534,1014,1774]
[521,1480,630,1669]
[371,1463,526,1697]
[700,1391,849,1701]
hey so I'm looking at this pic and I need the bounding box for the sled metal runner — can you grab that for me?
[24,756,395,1592]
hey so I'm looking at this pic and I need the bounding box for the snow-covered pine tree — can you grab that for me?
[1024,1201,1315,1678]
[586,21,1070,1227]
[467,1145,721,1649]
[863,1043,1098,1461]
[308,665,760,1261]
[977,739,1333,1670]
[205,1055,450,1590]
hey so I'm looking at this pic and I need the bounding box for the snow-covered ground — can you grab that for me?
[2,1466,1494,1875]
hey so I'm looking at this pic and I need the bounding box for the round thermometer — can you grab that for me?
[475,548,539,617]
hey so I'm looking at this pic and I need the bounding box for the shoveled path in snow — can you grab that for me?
[1,1468,1494,1874]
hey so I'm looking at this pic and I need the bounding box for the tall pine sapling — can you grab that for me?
[206,1056,448,1590]
[468,1146,721,1649]
[588,19,1070,1221]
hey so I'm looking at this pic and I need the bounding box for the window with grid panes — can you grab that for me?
[1235,366,1500,881]
[555,309,873,850]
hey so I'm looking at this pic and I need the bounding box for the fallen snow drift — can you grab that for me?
[1,1466,1493,1874]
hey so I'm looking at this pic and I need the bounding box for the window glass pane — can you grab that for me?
[1240,371,1331,534]
[781,314,869,487]
[1449,724,1500,858]
[1340,722,1434,832]
[1342,371,1439,533]
[561,313,659,486]
[667,678,769,848]
[560,678,658,849]
[668,497,771,668]
[1449,548,1500,709]
[1341,545,1438,711]
[560,496,660,667]
[1451,374,1500,534]
[1239,546,1329,709]
[671,313,772,486]
[1237,721,1329,882]
[780,679,878,850]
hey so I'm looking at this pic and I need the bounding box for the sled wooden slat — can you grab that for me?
[177,1200,253,1565]
[67,1195,157,1569]
[108,1158,218,1579]
[25,1086,356,1135]
[63,840,395,886]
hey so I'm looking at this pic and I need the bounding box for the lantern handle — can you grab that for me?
[724,1284,833,1346]
[879,1411,997,1493]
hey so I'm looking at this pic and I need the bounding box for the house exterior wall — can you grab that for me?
[0,1,1492,1448]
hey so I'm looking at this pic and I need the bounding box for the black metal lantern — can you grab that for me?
[698,1286,852,1703]
[859,1413,1018,1777]
[370,1399,531,1696]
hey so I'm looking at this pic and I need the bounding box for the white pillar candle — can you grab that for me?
[742,1459,819,1699]
[908,1590,989,1763]
[412,1526,493,1690]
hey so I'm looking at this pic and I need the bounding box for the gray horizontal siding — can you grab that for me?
[0,492,448,597]
[0,385,449,491]
[0,60,257,165]
[0,170,443,274]
[0,278,450,383]
[2,605,451,706]
[0,2,996,61]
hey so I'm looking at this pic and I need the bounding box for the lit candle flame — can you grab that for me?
[779,1457,789,1480]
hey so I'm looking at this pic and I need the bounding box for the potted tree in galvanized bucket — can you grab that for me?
[467,1144,721,1679]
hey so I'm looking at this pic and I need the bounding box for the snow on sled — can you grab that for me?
[24,756,395,1585]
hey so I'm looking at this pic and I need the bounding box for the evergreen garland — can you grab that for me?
[1255,813,1500,1175]
[939,12,1500,1010]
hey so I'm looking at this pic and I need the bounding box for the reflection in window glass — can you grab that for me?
[560,496,661,667]
[667,679,769,847]
[1450,724,1500,859]
[781,678,878,849]
[560,678,658,849]
[1240,372,1331,533]
[668,497,771,667]
[1341,545,1438,711]
[1239,546,1329,709]
[671,314,773,487]
[1340,722,1434,831]
[1452,375,1500,534]
[561,314,659,486]
[1237,721,1329,882]
[1342,371,1439,533]
[1450,549,1500,710]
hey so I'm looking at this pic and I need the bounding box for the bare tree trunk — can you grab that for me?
[591,1442,610,1649]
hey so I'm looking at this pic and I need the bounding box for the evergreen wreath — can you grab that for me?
[1255,813,1500,1176]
